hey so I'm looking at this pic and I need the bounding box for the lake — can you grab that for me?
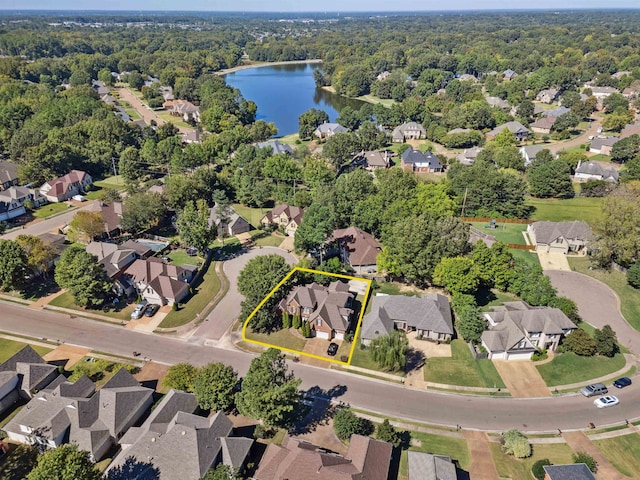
[223,62,365,136]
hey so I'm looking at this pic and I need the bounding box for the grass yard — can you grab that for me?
[510,248,541,267]
[70,357,138,388]
[49,291,135,321]
[94,175,125,190]
[117,100,141,120]
[373,281,422,297]
[398,431,470,479]
[232,204,268,228]
[356,94,396,107]
[536,352,626,387]
[0,338,52,363]
[475,288,520,310]
[569,256,640,333]
[588,153,612,162]
[525,196,604,225]
[244,327,307,352]
[167,248,203,266]
[252,231,285,247]
[593,433,640,477]
[489,441,575,480]
[155,110,191,129]
[158,261,222,328]
[468,222,528,245]
[423,339,505,388]
[277,133,311,147]
[32,202,71,218]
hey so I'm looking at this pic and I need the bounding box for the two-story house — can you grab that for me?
[279,281,354,340]
[400,148,443,174]
[486,122,531,142]
[0,186,47,221]
[40,170,93,203]
[391,122,426,142]
[0,161,19,191]
[527,221,592,254]
[124,257,194,306]
[260,203,305,237]
[329,226,382,274]
[481,301,576,360]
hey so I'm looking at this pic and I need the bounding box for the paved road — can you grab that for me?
[3,301,640,432]
[547,269,640,354]
[189,247,297,342]
[546,115,601,154]
[1,202,97,240]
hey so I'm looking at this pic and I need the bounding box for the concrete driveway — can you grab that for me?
[546,270,640,354]
[492,360,551,398]
[537,251,571,271]
[188,247,297,343]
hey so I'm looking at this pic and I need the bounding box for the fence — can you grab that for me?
[468,341,488,360]
[461,217,532,225]
[509,244,536,251]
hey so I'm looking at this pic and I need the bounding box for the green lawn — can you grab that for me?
[510,248,541,267]
[277,133,311,147]
[117,100,141,120]
[568,256,640,333]
[475,288,520,310]
[250,230,284,247]
[489,441,575,480]
[158,261,222,328]
[49,291,135,321]
[469,222,528,245]
[423,339,506,388]
[245,327,307,352]
[536,352,626,387]
[167,249,203,266]
[398,431,471,479]
[594,433,640,477]
[588,153,612,162]
[232,204,268,229]
[94,175,125,190]
[32,202,71,219]
[525,196,604,225]
[373,281,422,297]
[356,94,396,107]
[0,338,52,363]
[155,110,191,129]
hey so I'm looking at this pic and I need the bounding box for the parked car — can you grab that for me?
[327,343,339,356]
[130,300,148,320]
[613,377,632,389]
[594,395,619,408]
[580,383,608,397]
[144,304,160,317]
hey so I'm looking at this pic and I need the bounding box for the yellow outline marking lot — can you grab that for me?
[242,267,372,365]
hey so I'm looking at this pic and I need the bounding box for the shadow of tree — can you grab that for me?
[405,348,425,373]
[104,456,161,480]
[290,385,348,434]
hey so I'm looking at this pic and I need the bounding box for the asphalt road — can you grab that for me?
[2,201,97,240]
[2,301,640,432]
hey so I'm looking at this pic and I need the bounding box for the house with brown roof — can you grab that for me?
[481,301,576,360]
[352,150,392,172]
[0,160,19,191]
[124,257,193,306]
[527,221,592,254]
[163,99,200,123]
[279,281,354,340]
[530,116,556,134]
[260,203,305,236]
[208,203,251,238]
[619,122,640,139]
[40,170,93,203]
[330,226,382,274]
[87,201,124,237]
[255,434,392,480]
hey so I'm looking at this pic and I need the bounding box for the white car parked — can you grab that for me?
[594,395,619,408]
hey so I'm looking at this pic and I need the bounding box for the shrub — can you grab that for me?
[333,407,374,441]
[573,451,597,472]
[563,329,597,356]
[253,424,274,439]
[376,419,401,447]
[594,325,618,357]
[532,459,552,480]
[501,429,531,458]
[627,262,640,289]
[282,311,291,329]
[532,349,548,361]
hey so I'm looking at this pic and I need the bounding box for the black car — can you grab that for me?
[613,377,632,389]
[144,304,160,317]
[327,342,339,356]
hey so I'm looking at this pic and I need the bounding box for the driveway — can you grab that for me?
[562,431,631,480]
[537,251,571,271]
[492,360,551,398]
[546,270,640,355]
[188,247,297,343]
[300,336,335,368]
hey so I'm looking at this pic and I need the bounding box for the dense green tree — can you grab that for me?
[594,325,618,357]
[552,112,580,132]
[68,210,105,243]
[627,261,640,288]
[527,159,574,198]
[369,330,408,372]
[192,362,238,411]
[176,199,215,252]
[298,108,329,139]
[336,106,361,131]
[452,294,486,343]
[200,464,239,480]
[376,419,402,447]
[563,329,597,356]
[121,192,167,234]
[294,204,335,256]
[603,93,629,113]
[432,256,481,295]
[0,239,28,291]
[54,245,112,308]
[323,132,360,168]
[532,459,552,480]
[501,429,531,459]
[333,407,374,441]
[235,349,301,428]
[162,362,197,392]
[15,235,57,277]
[27,444,101,480]
[611,134,640,163]
[548,296,580,324]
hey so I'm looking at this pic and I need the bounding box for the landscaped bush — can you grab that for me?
[501,429,531,458]
[573,452,597,472]
[333,407,374,441]
[627,262,640,289]
[532,348,548,361]
[563,329,597,356]
[532,459,552,480]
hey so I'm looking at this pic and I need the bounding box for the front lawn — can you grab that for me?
[158,260,222,328]
[525,196,604,225]
[594,433,640,477]
[244,327,307,352]
[398,431,471,479]
[536,352,626,387]
[468,222,528,245]
[167,248,203,267]
[423,339,505,388]
[32,202,71,219]
[250,230,284,247]
[49,291,135,321]
[94,175,125,190]
[510,248,541,267]
[155,110,191,129]
[568,256,640,333]
[0,338,52,363]
[489,441,574,480]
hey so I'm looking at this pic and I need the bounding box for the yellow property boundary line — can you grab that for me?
[241,267,372,366]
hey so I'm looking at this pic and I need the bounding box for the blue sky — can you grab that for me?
[3,1,639,11]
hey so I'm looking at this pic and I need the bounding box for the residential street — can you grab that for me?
[1,201,96,240]
[2,301,640,432]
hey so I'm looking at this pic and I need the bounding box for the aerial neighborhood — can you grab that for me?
[1,7,640,480]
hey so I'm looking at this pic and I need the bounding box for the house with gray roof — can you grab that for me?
[457,147,483,166]
[536,88,559,104]
[542,106,570,118]
[543,463,596,480]
[486,96,510,110]
[619,121,640,139]
[481,301,576,360]
[589,136,619,155]
[208,203,251,238]
[313,122,348,139]
[108,389,253,480]
[0,160,19,191]
[574,160,619,183]
[5,369,153,462]
[0,346,59,415]
[486,122,531,142]
[519,145,549,166]
[392,122,426,142]
[527,221,592,254]
[503,69,518,81]
[361,294,454,345]
[280,281,354,340]
[351,150,392,172]
[401,148,443,173]
[408,451,458,480]
[0,186,47,222]
[256,139,293,155]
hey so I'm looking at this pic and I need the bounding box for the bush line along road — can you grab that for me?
[2,299,640,433]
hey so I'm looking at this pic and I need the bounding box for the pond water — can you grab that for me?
[223,62,365,136]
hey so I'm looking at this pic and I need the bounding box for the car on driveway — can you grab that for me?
[130,301,148,320]
[594,395,619,408]
[327,343,339,356]
[613,377,632,389]
[144,304,160,317]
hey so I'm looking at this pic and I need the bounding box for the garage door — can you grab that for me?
[315,331,330,340]
[506,351,533,361]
